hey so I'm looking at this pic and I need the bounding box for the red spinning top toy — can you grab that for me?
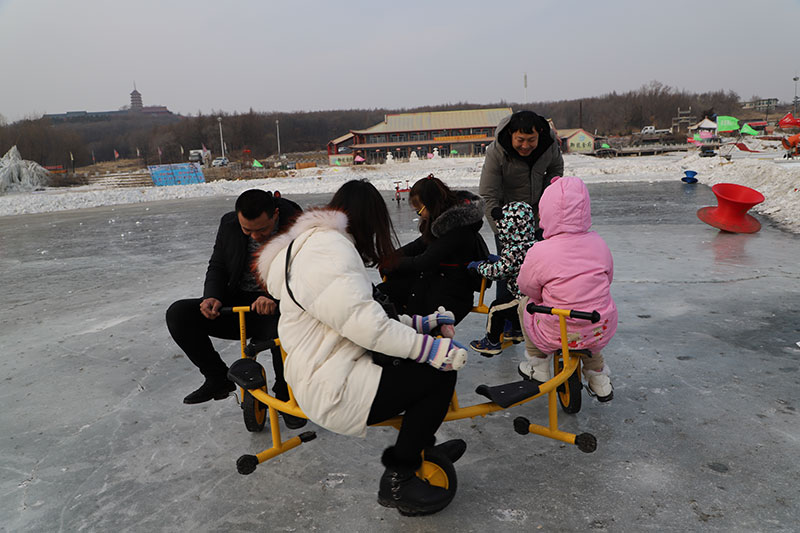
[697,183,764,233]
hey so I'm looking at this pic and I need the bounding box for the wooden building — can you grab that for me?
[328,108,512,164]
[556,128,595,153]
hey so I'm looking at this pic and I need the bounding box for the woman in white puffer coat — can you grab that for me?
[255,179,467,517]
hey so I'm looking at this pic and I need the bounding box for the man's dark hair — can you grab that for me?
[506,110,549,135]
[499,110,554,162]
[235,189,277,220]
[329,179,397,267]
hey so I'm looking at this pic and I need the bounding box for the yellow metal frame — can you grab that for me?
[229,281,592,469]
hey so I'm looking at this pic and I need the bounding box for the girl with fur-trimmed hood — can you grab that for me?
[378,174,489,324]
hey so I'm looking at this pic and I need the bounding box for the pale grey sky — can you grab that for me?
[1,0,798,123]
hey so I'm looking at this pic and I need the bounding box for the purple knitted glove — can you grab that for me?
[415,337,468,371]
[410,306,455,334]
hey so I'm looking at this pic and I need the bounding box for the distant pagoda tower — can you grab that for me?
[130,84,143,112]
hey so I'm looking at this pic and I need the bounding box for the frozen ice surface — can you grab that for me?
[1,174,799,531]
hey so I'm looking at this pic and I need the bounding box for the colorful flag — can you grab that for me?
[716,116,739,132]
[180,145,185,156]
[252,159,263,168]
[114,149,120,160]
[740,123,759,136]
[694,133,703,141]
[92,149,96,164]
[700,130,713,139]
[136,147,141,158]
[779,112,800,129]
[158,147,163,156]
[69,151,74,161]
[201,143,209,157]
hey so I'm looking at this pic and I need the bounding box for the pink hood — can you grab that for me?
[539,176,592,239]
[517,176,617,354]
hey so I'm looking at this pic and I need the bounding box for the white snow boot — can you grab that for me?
[583,366,613,402]
[517,354,552,382]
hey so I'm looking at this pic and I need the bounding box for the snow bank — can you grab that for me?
[678,153,800,232]
[1,151,798,233]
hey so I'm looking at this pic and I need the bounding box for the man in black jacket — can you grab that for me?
[166,189,305,428]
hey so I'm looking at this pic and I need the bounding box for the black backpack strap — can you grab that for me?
[284,239,305,311]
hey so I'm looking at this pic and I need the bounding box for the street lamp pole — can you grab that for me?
[276,119,281,156]
[794,76,799,116]
[218,117,225,159]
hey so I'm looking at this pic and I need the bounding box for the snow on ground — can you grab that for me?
[1,149,798,232]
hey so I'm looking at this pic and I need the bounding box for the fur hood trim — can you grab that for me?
[431,190,485,238]
[256,208,350,284]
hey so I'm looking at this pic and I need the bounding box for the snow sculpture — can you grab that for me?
[432,148,440,159]
[386,151,394,163]
[0,146,50,194]
[409,151,419,161]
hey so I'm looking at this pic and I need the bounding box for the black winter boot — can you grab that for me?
[183,377,236,404]
[427,439,466,463]
[378,446,452,516]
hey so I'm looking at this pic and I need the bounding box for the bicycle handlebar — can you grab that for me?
[526,303,601,323]
[220,306,252,314]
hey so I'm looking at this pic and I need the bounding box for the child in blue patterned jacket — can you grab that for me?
[467,201,537,356]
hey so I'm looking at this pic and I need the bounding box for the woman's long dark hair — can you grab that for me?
[409,174,458,242]
[329,179,397,267]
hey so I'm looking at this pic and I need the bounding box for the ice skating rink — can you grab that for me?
[2,181,799,532]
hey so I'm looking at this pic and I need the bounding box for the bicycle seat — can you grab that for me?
[554,348,592,357]
[227,358,267,390]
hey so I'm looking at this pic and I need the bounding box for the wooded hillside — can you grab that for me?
[0,81,746,168]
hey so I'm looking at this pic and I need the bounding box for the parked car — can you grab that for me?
[211,157,229,167]
[699,145,716,157]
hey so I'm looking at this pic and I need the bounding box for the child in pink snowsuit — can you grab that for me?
[516,176,618,401]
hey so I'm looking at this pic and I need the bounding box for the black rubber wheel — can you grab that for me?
[242,390,267,432]
[556,355,582,414]
[419,448,457,508]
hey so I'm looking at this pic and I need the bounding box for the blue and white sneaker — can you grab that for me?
[504,328,524,343]
[469,336,503,357]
